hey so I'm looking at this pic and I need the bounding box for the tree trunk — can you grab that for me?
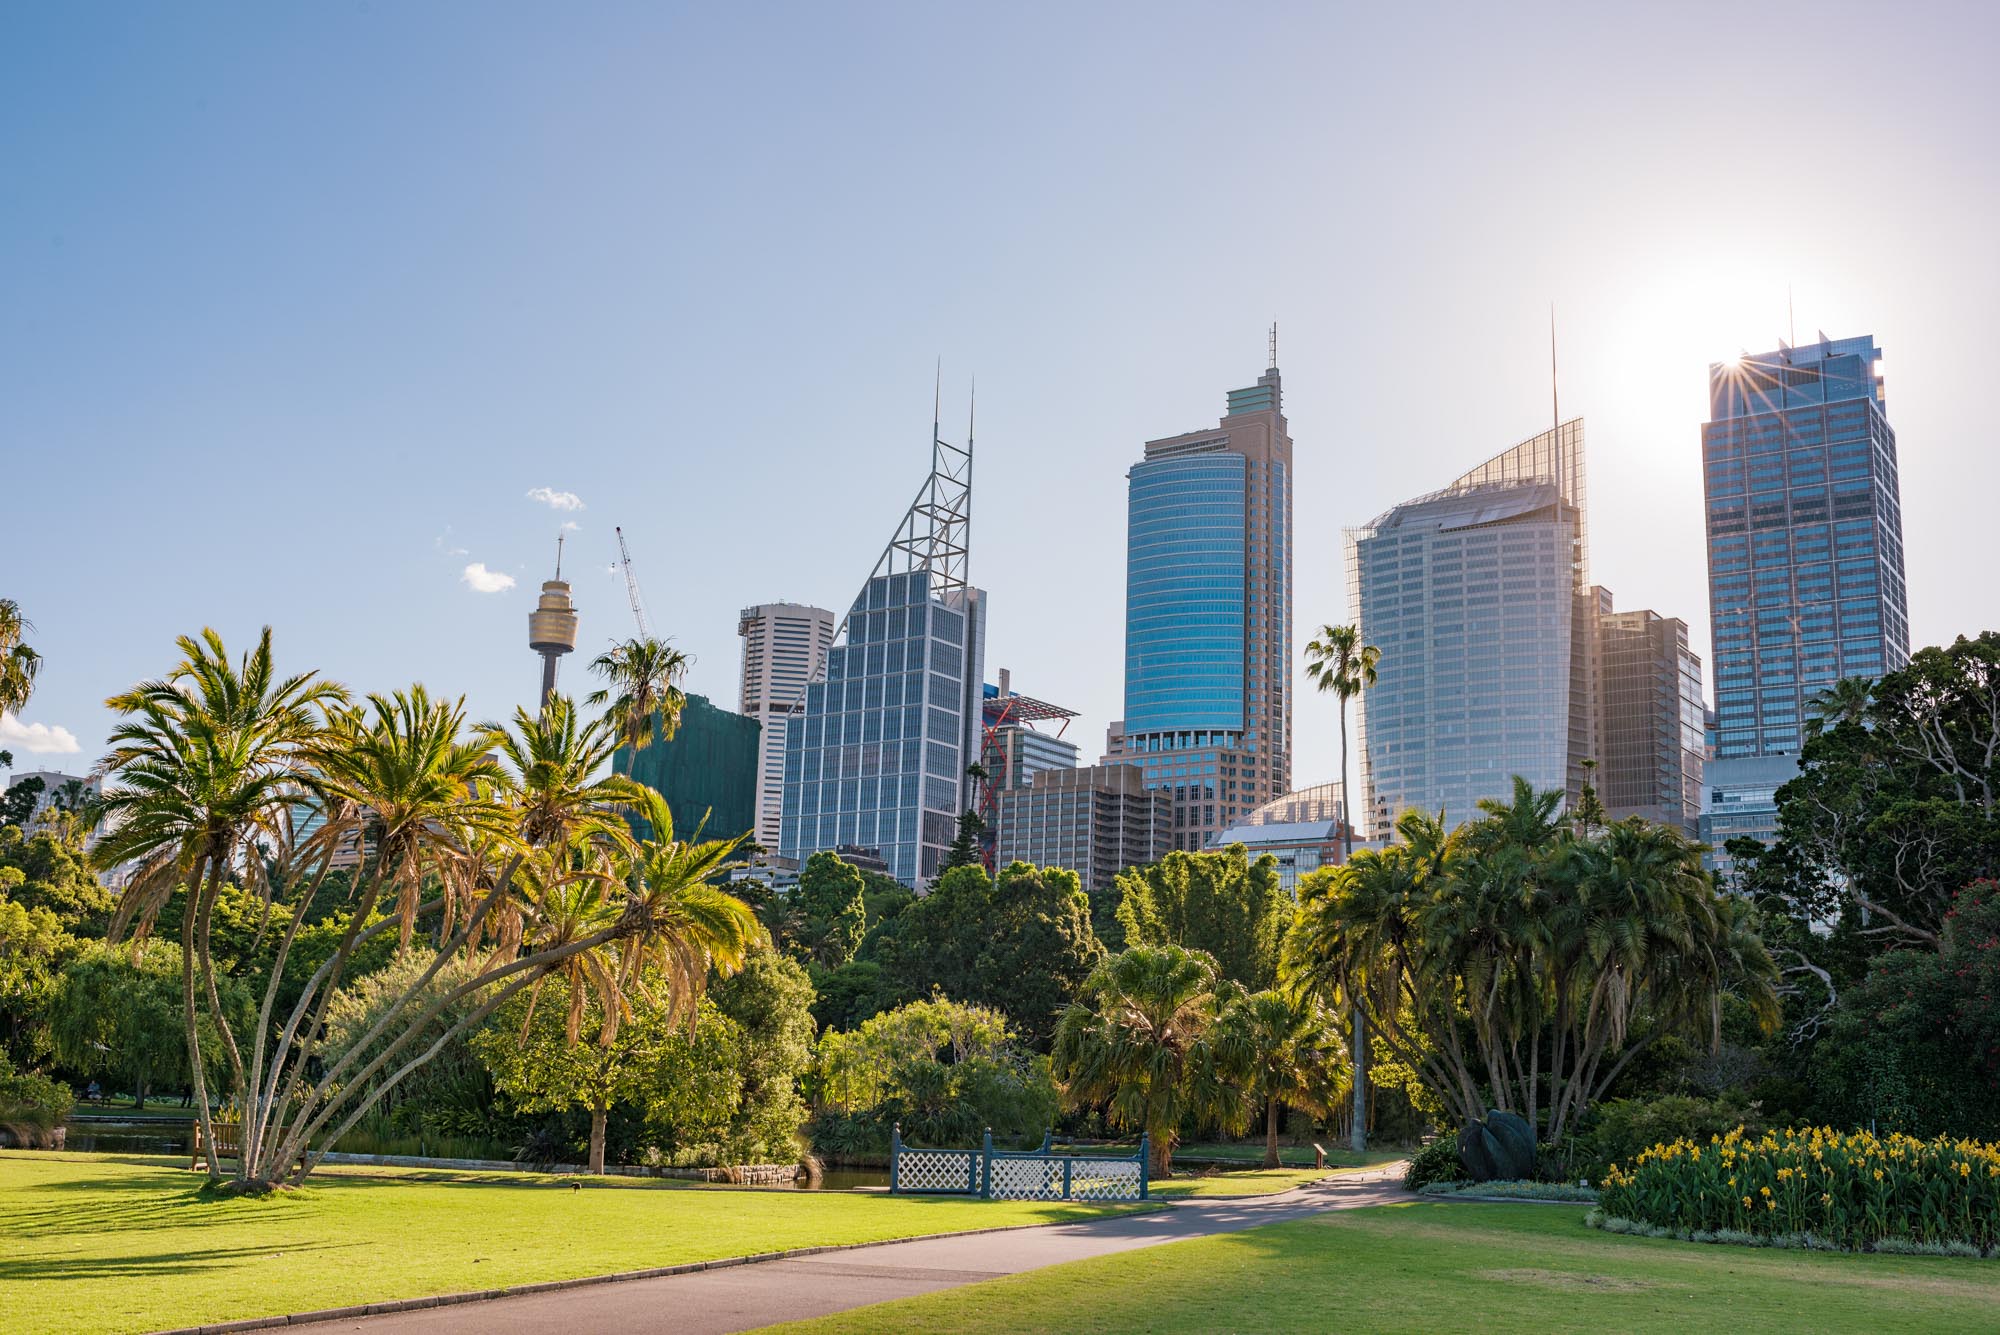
[588,1102,608,1176]
[181,852,221,1185]
[1340,702,1368,1155]
[1263,1098,1281,1169]
[1349,1010,1368,1154]
[133,1079,147,1112]
[1148,1127,1173,1180]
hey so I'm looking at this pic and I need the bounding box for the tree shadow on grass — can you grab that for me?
[0,1240,341,1283]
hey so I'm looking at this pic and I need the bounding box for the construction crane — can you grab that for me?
[614,526,653,637]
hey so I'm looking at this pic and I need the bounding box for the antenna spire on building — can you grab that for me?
[1268,321,1278,370]
[554,531,565,580]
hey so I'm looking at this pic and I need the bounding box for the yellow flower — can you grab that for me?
[1742,1196,1752,1208]
[1760,1186,1772,1198]
[1958,1162,1972,1178]
[1820,1193,1832,1206]
[1872,1169,1884,1182]
[1767,1200,1777,1211]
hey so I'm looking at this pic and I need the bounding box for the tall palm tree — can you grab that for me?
[586,637,690,777]
[479,694,646,851]
[1302,621,1379,1151]
[1805,675,1875,737]
[92,628,345,1180]
[0,598,42,718]
[1052,944,1248,1178]
[1221,990,1347,1167]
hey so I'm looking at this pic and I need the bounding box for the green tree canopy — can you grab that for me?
[1052,944,1248,1177]
[708,947,816,1164]
[790,851,866,970]
[0,890,71,1065]
[48,939,246,1108]
[1114,846,1288,990]
[1767,632,2000,949]
[0,823,112,933]
[878,861,1103,1048]
[1284,791,1779,1145]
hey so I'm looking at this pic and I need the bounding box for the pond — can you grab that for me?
[774,1166,889,1191]
[60,1117,194,1156]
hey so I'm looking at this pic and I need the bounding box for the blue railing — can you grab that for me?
[891,1125,1149,1201]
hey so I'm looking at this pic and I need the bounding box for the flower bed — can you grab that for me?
[1418,1180,1597,1202]
[1596,1127,2000,1253]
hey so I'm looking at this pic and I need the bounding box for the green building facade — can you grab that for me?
[621,694,761,846]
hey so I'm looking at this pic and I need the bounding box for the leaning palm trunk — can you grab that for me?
[178,849,223,1184]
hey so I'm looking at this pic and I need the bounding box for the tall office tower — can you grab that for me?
[1111,354,1293,852]
[1699,335,1909,866]
[1349,421,1592,833]
[994,764,1172,893]
[779,401,987,887]
[1595,607,1705,833]
[738,602,837,853]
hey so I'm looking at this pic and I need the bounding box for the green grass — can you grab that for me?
[780,1201,2000,1334]
[1172,1141,1404,1169]
[0,1153,1153,1335]
[1150,1166,1362,1198]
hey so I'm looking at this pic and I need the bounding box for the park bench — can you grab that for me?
[190,1120,305,1173]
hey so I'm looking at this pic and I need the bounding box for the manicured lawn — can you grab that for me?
[1172,1141,1405,1170]
[781,1201,2000,1334]
[0,1153,1153,1335]
[1150,1166,1361,1198]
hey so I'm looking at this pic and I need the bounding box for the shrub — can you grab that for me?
[1404,1136,1464,1191]
[1579,1093,1765,1182]
[0,1054,72,1147]
[1598,1126,2000,1252]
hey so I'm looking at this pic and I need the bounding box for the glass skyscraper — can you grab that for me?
[779,408,986,887]
[1109,359,1292,851]
[1699,334,1909,866]
[1349,422,1592,832]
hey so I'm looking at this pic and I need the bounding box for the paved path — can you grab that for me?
[329,1165,1407,1335]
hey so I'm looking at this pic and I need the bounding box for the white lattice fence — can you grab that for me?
[894,1148,979,1194]
[1066,1158,1144,1201]
[987,1157,1065,1200]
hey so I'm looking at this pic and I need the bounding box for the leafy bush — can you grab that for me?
[1579,1093,1765,1182]
[0,1053,72,1145]
[1598,1127,2000,1252]
[1404,1136,1464,1190]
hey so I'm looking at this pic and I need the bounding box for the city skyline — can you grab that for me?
[5,6,1997,812]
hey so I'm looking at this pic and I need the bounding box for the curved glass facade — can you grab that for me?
[1124,454,1246,733]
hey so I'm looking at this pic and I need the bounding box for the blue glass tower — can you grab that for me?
[1111,360,1292,851]
[1699,334,1909,864]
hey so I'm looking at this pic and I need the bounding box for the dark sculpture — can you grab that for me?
[1456,1108,1537,1182]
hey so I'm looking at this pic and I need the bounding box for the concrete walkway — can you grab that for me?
[328,1165,1408,1334]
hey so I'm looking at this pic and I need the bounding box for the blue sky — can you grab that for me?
[4,2,1997,795]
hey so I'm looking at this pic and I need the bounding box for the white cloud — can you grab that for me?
[461,563,517,594]
[0,712,82,755]
[561,521,580,531]
[527,487,585,512]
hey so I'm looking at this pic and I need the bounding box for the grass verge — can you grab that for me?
[0,1152,1150,1335]
[1150,1166,1369,1198]
[778,1200,2000,1333]
[1171,1142,1404,1170]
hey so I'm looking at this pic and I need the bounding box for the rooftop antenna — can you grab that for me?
[1788,284,1796,352]
[933,357,942,444]
[1269,321,1278,369]
[554,531,565,579]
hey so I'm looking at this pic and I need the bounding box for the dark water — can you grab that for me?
[774,1167,890,1191]
[60,1118,194,1156]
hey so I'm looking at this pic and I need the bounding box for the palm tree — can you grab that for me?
[1221,990,1347,1167]
[0,598,42,718]
[479,694,646,851]
[1806,675,1875,737]
[92,628,346,1181]
[586,637,690,777]
[1051,944,1247,1178]
[1302,622,1378,1152]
